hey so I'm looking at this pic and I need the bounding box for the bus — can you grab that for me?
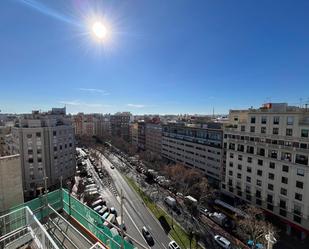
[213,199,249,219]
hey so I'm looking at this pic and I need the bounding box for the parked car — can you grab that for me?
[142,226,154,246]
[199,207,209,216]
[110,207,117,215]
[214,235,231,249]
[168,240,180,249]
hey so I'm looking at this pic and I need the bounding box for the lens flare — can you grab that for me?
[92,21,107,40]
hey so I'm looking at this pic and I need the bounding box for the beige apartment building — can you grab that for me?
[222,103,309,239]
[145,123,162,156]
[162,122,223,186]
[0,154,24,212]
[11,108,76,200]
[0,126,11,156]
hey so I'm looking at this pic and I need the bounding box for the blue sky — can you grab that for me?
[0,0,309,114]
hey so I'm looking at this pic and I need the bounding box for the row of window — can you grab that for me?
[245,126,308,137]
[250,116,295,126]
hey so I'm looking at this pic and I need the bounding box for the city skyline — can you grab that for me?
[1,0,309,115]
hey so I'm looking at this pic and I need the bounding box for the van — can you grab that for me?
[98,206,108,215]
[93,205,102,213]
[91,199,104,209]
[102,212,110,220]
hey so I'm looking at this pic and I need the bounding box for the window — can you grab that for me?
[280,209,287,217]
[261,116,267,124]
[261,127,266,134]
[300,143,307,149]
[241,125,246,132]
[247,167,252,173]
[230,153,234,159]
[247,157,252,163]
[257,170,262,176]
[256,190,261,198]
[295,154,308,165]
[269,162,275,169]
[28,149,33,155]
[280,188,287,196]
[237,144,244,152]
[273,128,279,135]
[36,132,41,138]
[251,117,256,124]
[54,146,57,152]
[229,162,233,167]
[269,173,274,180]
[238,164,242,170]
[295,193,302,201]
[273,116,280,125]
[228,170,233,176]
[238,155,243,161]
[267,194,273,203]
[256,179,262,186]
[282,165,289,173]
[250,126,255,133]
[286,128,293,136]
[296,181,303,189]
[281,177,288,184]
[247,146,254,154]
[268,184,274,191]
[38,157,42,163]
[28,158,33,163]
[37,149,42,154]
[297,169,305,176]
[246,176,251,183]
[53,131,57,136]
[256,199,262,205]
[257,148,265,156]
[301,129,308,138]
[287,116,294,125]
[237,173,242,179]
[258,159,263,166]
[26,134,32,139]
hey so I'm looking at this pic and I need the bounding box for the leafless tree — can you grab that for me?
[237,205,278,246]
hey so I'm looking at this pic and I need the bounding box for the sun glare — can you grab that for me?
[92,21,107,40]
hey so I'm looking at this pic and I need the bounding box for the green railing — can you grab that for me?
[6,189,135,249]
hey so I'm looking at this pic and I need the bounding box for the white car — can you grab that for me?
[168,240,180,249]
[214,235,231,249]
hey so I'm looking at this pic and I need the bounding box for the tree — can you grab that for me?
[236,205,278,246]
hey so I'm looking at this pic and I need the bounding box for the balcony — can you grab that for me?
[0,189,136,249]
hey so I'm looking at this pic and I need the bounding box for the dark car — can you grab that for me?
[142,226,154,246]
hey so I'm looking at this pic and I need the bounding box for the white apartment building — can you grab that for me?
[11,108,76,200]
[162,122,223,186]
[222,103,309,239]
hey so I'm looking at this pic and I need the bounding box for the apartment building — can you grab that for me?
[73,113,95,136]
[94,114,111,138]
[222,103,309,239]
[0,126,11,156]
[0,154,24,212]
[110,112,132,142]
[137,121,146,150]
[162,122,223,186]
[11,108,76,200]
[130,122,138,147]
[145,123,162,156]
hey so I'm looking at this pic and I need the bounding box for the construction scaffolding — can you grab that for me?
[0,189,135,249]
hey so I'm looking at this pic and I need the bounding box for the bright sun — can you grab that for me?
[92,21,107,40]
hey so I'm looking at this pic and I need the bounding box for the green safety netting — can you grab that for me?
[3,189,135,249]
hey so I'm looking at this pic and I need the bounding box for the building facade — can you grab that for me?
[145,123,162,156]
[137,121,146,151]
[110,112,132,142]
[0,154,24,212]
[11,108,76,199]
[222,103,309,238]
[130,122,138,148]
[162,122,223,186]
